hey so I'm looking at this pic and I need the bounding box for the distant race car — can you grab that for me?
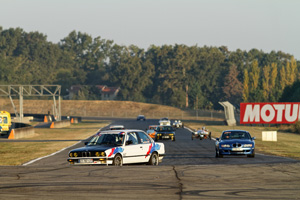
[148,125,159,130]
[215,130,255,158]
[67,130,165,166]
[159,117,171,126]
[155,125,175,141]
[109,125,125,130]
[192,127,211,140]
[172,120,183,128]
[146,129,157,140]
[137,115,146,121]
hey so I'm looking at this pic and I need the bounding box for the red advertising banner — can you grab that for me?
[240,102,300,124]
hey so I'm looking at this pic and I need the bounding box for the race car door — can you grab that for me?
[122,132,145,164]
[136,131,153,163]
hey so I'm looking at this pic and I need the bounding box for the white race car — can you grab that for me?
[192,128,211,140]
[67,130,165,166]
[109,125,125,130]
[159,117,171,126]
[172,120,183,128]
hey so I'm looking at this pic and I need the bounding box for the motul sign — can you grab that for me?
[240,103,300,124]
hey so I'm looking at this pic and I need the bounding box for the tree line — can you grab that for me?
[0,27,299,109]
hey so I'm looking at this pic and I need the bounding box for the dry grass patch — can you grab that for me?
[185,123,300,160]
[0,120,110,166]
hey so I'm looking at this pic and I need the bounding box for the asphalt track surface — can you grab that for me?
[0,118,300,199]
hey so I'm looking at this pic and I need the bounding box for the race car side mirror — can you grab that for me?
[216,138,219,141]
[252,137,256,140]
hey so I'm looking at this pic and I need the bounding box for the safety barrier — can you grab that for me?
[8,127,35,139]
[50,120,71,128]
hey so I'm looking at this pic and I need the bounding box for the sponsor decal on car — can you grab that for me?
[145,143,161,158]
[107,147,124,157]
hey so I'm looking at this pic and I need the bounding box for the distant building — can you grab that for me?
[69,85,120,100]
[99,86,120,100]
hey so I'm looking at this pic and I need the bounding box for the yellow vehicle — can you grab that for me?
[0,111,12,133]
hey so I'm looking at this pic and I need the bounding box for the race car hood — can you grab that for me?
[157,131,175,135]
[69,145,114,153]
[220,139,253,144]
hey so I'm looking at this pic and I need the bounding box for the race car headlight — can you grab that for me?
[243,144,253,147]
[95,152,106,157]
[221,144,230,148]
[69,152,78,157]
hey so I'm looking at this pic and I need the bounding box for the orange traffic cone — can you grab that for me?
[71,118,74,123]
[50,122,54,128]
[44,115,48,122]
[8,129,14,139]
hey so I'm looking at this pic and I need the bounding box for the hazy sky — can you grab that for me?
[1,0,300,59]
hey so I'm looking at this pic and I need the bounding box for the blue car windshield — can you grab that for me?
[221,131,251,140]
[88,133,124,146]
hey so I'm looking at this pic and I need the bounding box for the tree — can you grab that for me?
[248,60,261,101]
[279,80,300,102]
[269,62,278,101]
[106,44,154,102]
[262,65,270,101]
[222,65,243,105]
[59,31,112,85]
[279,66,287,90]
[242,69,249,102]
[188,46,225,109]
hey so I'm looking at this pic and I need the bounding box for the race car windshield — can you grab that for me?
[87,133,125,146]
[156,126,173,132]
[221,131,251,140]
[110,127,124,130]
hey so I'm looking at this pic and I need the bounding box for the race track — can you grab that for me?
[0,118,299,199]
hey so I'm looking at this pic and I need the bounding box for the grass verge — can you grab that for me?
[0,120,110,166]
[185,122,300,160]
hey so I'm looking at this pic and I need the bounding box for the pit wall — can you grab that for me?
[50,120,70,128]
[9,127,35,139]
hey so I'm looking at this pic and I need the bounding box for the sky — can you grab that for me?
[1,0,300,59]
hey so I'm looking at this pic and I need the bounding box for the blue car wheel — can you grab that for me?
[247,150,255,158]
[215,149,223,158]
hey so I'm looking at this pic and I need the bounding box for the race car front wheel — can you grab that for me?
[113,154,123,166]
[215,149,223,158]
[247,150,255,158]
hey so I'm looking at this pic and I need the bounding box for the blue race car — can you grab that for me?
[215,130,255,158]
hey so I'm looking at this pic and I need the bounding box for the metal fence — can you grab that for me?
[63,108,225,121]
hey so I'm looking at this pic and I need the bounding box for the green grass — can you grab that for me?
[185,122,300,160]
[0,120,110,166]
